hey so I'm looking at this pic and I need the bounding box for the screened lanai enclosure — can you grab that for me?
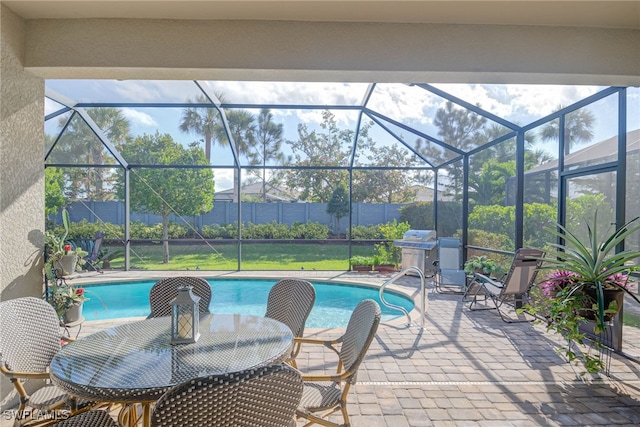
[44,81,640,274]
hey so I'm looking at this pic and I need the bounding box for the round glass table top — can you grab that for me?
[49,313,293,402]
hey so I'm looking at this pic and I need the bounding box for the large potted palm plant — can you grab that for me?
[523,213,640,374]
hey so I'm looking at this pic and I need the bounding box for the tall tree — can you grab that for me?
[352,140,416,203]
[247,109,287,201]
[53,107,130,200]
[540,105,596,155]
[415,101,488,198]
[179,94,222,162]
[286,111,352,202]
[214,109,257,202]
[116,132,214,264]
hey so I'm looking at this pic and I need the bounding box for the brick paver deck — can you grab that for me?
[3,270,640,426]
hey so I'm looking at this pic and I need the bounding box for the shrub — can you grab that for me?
[348,225,383,240]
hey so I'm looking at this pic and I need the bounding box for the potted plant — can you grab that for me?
[44,208,87,278]
[372,254,396,273]
[49,283,89,323]
[521,213,640,374]
[463,255,500,277]
[349,255,374,272]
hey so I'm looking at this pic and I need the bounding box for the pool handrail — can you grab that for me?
[378,266,426,330]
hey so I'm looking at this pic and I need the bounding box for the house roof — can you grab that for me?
[526,129,640,175]
[214,182,298,202]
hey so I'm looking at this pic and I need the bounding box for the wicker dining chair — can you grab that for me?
[151,364,303,427]
[295,299,381,427]
[265,279,316,367]
[0,297,86,426]
[147,276,212,318]
[54,364,302,427]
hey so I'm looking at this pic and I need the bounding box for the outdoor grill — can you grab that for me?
[394,230,437,275]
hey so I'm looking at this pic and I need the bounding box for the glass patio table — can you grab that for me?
[49,313,293,427]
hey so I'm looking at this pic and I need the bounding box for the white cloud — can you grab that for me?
[505,85,601,117]
[367,84,438,125]
[111,80,201,103]
[201,81,368,106]
[214,169,234,192]
[431,83,603,124]
[121,108,158,127]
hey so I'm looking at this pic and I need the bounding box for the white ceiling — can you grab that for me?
[5,1,640,29]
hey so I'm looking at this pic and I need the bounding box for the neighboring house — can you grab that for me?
[506,129,640,205]
[214,182,299,202]
[411,185,455,202]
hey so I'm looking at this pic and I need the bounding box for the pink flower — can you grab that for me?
[540,270,581,296]
[604,272,631,288]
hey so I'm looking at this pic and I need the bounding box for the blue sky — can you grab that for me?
[45,80,640,191]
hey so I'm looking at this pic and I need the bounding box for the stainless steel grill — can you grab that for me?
[394,230,437,275]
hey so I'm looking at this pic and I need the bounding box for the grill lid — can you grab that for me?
[394,229,437,249]
[401,230,436,242]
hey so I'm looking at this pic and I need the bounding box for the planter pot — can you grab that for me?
[374,264,396,273]
[55,254,78,276]
[352,265,372,273]
[63,303,83,324]
[579,287,625,322]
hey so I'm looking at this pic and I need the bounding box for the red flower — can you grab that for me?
[75,288,84,296]
[63,244,72,254]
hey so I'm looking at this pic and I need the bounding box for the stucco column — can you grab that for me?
[1,3,46,411]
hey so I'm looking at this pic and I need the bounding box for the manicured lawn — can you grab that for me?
[107,242,375,271]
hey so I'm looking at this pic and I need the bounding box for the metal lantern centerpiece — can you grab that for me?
[170,285,201,345]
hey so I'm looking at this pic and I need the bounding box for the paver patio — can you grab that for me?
[3,270,640,426]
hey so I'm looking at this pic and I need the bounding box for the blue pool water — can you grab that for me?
[81,279,414,328]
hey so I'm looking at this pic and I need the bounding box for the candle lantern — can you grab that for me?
[170,285,201,345]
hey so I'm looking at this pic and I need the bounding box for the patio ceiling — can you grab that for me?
[5,1,640,29]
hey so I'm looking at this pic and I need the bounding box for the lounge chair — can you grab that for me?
[147,276,212,318]
[265,279,316,368]
[464,248,545,323]
[83,231,105,273]
[433,237,467,294]
[295,299,381,427]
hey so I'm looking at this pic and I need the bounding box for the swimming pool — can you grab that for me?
[81,278,414,328]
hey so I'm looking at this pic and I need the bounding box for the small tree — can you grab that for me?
[117,132,214,263]
[374,220,411,266]
[327,184,349,234]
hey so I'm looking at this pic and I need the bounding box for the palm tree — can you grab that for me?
[214,109,256,202]
[540,105,595,155]
[53,107,130,200]
[179,94,222,162]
